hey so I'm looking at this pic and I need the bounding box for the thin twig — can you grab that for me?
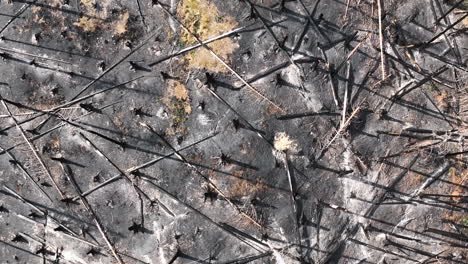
[334,32,371,74]
[317,105,362,159]
[344,0,351,21]
[377,0,386,80]
[284,153,302,256]
[318,46,340,108]
[341,62,351,127]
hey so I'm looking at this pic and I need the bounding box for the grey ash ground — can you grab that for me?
[0,0,467,263]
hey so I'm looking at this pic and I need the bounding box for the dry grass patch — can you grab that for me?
[448,167,467,203]
[442,211,467,236]
[114,12,130,36]
[74,0,121,33]
[162,80,192,135]
[434,90,450,112]
[404,172,425,191]
[74,16,100,32]
[274,132,298,152]
[229,177,267,198]
[266,103,284,116]
[74,0,102,32]
[178,0,238,72]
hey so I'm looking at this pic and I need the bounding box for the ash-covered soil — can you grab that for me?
[0,0,467,263]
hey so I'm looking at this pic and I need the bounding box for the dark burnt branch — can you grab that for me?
[434,0,465,25]
[407,160,452,200]
[63,159,125,264]
[0,76,142,136]
[154,1,285,113]
[315,202,323,262]
[72,28,161,99]
[72,122,127,149]
[247,1,306,89]
[422,90,455,129]
[285,153,303,258]
[204,84,274,148]
[383,51,455,88]
[319,45,341,108]
[2,186,78,237]
[142,179,269,253]
[292,17,310,54]
[426,13,468,45]
[0,100,121,156]
[31,25,160,133]
[391,65,449,102]
[0,46,72,65]
[222,252,272,264]
[140,123,264,228]
[71,133,217,217]
[0,144,52,202]
[0,0,37,35]
[78,133,157,228]
[365,154,419,218]
[148,21,259,67]
[135,0,148,29]
[296,0,329,43]
[1,98,65,199]
[276,111,340,120]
